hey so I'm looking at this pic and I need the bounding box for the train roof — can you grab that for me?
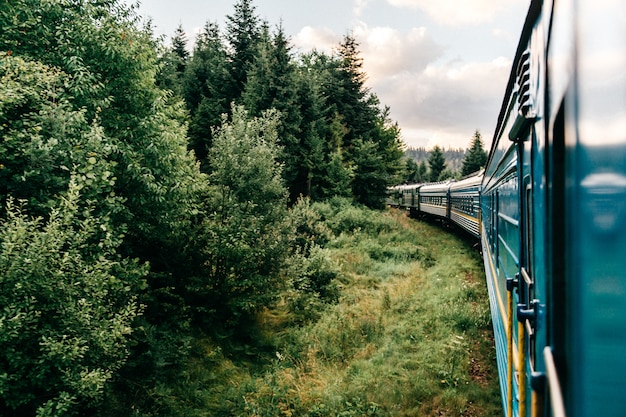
[449,170,483,190]
[419,179,454,193]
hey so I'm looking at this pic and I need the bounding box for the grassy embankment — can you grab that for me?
[178,202,502,416]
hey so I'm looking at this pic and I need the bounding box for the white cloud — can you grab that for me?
[385,0,523,26]
[354,23,444,78]
[366,56,512,148]
[292,26,341,53]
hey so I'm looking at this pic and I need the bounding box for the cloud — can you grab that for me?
[385,0,520,26]
[371,57,512,148]
[292,26,341,53]
[354,23,444,77]
[292,22,515,149]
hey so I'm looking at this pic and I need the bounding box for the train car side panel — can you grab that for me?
[418,181,451,218]
[449,172,482,237]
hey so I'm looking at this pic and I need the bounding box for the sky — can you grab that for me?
[124,0,531,150]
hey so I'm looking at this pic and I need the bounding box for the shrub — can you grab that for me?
[0,183,146,416]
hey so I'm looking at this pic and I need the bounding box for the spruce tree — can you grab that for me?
[183,21,232,162]
[156,24,189,95]
[325,34,377,153]
[461,130,488,176]
[225,0,261,102]
[428,145,447,181]
[172,24,189,73]
[244,24,326,202]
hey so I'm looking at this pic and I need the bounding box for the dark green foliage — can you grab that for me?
[156,25,189,96]
[309,36,404,207]
[428,145,447,181]
[225,0,261,101]
[404,158,429,183]
[325,35,377,152]
[352,139,390,209]
[461,130,487,176]
[405,146,465,173]
[183,21,232,161]
[242,24,308,202]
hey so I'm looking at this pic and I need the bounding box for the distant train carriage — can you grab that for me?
[417,181,452,218]
[401,184,419,209]
[385,185,403,207]
[449,171,482,238]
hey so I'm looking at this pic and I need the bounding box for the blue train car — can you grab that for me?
[449,171,482,238]
[481,0,626,416]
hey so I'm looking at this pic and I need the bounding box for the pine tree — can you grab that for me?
[244,23,327,202]
[156,24,189,95]
[183,21,232,162]
[461,130,488,176]
[324,34,377,152]
[418,161,429,182]
[428,145,447,181]
[225,0,261,102]
[172,24,189,73]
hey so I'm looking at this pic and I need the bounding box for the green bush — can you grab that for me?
[311,198,395,237]
[0,183,146,416]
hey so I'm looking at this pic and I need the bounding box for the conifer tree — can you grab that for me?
[244,24,328,202]
[156,25,189,95]
[461,130,488,176]
[225,0,261,102]
[183,21,232,161]
[428,145,447,181]
[418,160,429,182]
[324,34,377,153]
[172,24,189,73]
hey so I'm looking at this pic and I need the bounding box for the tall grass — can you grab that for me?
[166,203,502,416]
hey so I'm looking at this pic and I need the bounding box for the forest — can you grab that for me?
[0,1,489,416]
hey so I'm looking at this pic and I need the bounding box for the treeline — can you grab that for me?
[402,131,488,183]
[0,0,406,416]
[405,147,465,171]
[157,1,404,208]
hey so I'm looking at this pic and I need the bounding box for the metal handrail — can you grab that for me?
[543,347,566,417]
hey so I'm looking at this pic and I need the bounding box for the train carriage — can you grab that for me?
[417,181,452,218]
[449,171,482,238]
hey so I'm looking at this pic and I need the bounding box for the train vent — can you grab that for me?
[516,49,535,118]
[509,49,536,141]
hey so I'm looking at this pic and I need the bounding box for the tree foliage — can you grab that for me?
[204,106,291,323]
[0,184,146,417]
[461,130,487,176]
[428,145,447,182]
[0,0,410,415]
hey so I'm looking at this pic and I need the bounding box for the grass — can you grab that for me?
[173,206,502,416]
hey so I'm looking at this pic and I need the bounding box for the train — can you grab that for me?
[388,0,626,416]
